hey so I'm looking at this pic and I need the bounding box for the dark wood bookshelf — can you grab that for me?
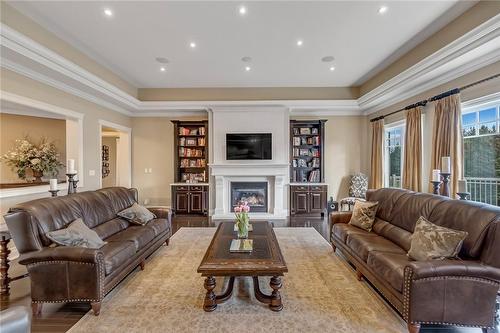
[289,120,326,183]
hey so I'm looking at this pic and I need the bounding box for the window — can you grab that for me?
[384,124,404,188]
[462,98,500,206]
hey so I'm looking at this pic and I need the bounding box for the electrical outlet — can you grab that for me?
[89,170,96,176]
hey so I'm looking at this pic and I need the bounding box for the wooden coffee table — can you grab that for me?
[197,222,288,312]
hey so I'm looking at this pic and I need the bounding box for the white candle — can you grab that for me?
[67,159,75,173]
[432,169,441,182]
[458,179,467,193]
[49,179,58,191]
[441,156,451,174]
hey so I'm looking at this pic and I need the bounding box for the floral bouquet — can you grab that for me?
[1,137,63,182]
[234,201,250,238]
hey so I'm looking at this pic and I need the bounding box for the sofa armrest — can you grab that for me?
[403,260,500,327]
[18,247,103,265]
[147,207,172,221]
[406,260,500,282]
[330,211,352,226]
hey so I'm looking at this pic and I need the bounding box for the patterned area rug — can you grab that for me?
[68,227,405,333]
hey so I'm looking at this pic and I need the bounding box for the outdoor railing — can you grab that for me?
[465,177,500,207]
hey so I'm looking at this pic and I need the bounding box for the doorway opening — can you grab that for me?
[99,120,131,189]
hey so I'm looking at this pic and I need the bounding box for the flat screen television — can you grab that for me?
[226,133,272,160]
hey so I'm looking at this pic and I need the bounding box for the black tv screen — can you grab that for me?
[226,133,272,160]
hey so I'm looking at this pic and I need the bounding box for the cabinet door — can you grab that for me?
[309,192,324,214]
[294,192,309,214]
[189,192,203,213]
[175,192,189,214]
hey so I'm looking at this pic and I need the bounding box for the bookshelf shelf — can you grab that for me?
[172,120,208,183]
[290,120,326,183]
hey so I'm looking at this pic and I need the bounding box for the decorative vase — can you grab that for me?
[236,217,249,239]
[32,170,44,183]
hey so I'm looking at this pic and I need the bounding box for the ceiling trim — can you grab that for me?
[359,13,500,114]
[1,14,499,117]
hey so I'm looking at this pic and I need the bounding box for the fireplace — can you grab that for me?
[230,182,268,213]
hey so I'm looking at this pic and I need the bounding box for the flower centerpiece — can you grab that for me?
[234,201,250,238]
[1,137,64,183]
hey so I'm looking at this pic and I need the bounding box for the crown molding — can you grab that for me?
[1,14,499,117]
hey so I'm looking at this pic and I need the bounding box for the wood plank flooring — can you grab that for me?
[0,215,497,333]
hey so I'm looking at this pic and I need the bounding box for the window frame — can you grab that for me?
[383,120,405,188]
[462,94,500,139]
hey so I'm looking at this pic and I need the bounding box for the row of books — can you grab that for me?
[292,147,320,157]
[180,158,206,168]
[292,127,319,135]
[292,169,321,183]
[179,148,204,157]
[292,136,320,146]
[179,137,205,146]
[178,126,206,136]
[292,158,320,168]
[181,171,206,182]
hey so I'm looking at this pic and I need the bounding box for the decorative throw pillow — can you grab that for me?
[117,203,156,226]
[408,216,468,261]
[46,218,106,249]
[348,200,378,232]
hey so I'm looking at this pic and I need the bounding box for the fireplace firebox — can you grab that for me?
[230,182,268,213]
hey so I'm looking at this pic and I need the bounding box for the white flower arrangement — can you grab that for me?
[1,137,64,180]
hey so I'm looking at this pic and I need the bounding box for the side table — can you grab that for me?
[0,229,28,298]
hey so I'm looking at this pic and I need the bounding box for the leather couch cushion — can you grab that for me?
[366,188,408,222]
[146,218,170,237]
[92,218,130,240]
[105,226,155,251]
[372,218,412,251]
[367,251,410,292]
[101,241,136,275]
[346,233,405,262]
[76,191,118,228]
[332,223,368,243]
[98,187,137,216]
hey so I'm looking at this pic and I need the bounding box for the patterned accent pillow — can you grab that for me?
[348,200,378,232]
[408,216,468,261]
[46,218,106,249]
[118,203,156,226]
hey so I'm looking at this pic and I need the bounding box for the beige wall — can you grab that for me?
[1,2,137,97]
[138,87,360,101]
[0,68,131,215]
[360,1,500,95]
[101,136,117,188]
[291,115,368,200]
[0,113,66,182]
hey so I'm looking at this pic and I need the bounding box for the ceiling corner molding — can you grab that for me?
[359,13,500,115]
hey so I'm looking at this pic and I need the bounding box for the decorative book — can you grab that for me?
[233,224,253,232]
[230,239,253,252]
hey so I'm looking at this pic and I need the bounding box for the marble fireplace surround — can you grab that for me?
[208,106,290,220]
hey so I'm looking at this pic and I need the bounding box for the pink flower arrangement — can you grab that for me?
[234,201,250,238]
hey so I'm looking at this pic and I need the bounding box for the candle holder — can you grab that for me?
[431,181,441,195]
[440,172,451,197]
[457,192,470,200]
[48,189,60,197]
[66,173,78,194]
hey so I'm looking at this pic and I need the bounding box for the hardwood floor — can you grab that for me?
[1,215,497,333]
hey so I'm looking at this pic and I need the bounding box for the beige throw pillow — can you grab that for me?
[348,200,378,232]
[46,218,106,249]
[118,203,156,226]
[408,216,468,261]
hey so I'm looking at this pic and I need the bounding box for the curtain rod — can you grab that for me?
[369,72,500,122]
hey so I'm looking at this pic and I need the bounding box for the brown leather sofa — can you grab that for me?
[330,188,500,333]
[4,187,171,316]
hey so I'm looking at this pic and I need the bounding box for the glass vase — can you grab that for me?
[236,216,249,239]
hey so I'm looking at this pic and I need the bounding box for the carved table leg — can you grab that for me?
[203,276,217,312]
[0,236,11,298]
[269,276,283,312]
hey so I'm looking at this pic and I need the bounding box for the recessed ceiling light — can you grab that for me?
[241,56,252,63]
[189,42,197,48]
[321,56,335,63]
[296,40,303,47]
[378,6,388,14]
[329,66,335,71]
[103,8,113,17]
[239,6,247,15]
[245,66,251,72]
[160,67,166,72]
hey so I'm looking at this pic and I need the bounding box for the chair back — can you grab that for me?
[348,173,368,198]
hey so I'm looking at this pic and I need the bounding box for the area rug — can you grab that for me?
[68,227,405,333]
